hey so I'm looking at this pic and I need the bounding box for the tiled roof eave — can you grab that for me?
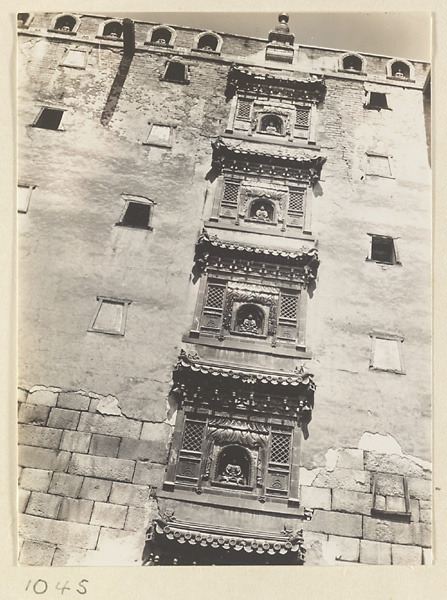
[200,232,319,262]
[212,137,327,170]
[175,351,316,389]
[154,519,304,555]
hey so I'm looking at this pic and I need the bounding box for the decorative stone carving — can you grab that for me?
[224,283,278,335]
[208,417,268,448]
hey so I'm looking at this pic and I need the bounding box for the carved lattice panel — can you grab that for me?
[221,182,240,207]
[295,107,310,128]
[270,433,291,464]
[236,99,252,121]
[288,190,305,215]
[182,420,205,452]
[205,285,225,309]
[279,296,298,320]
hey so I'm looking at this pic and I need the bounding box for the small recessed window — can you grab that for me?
[17,184,35,213]
[162,61,189,84]
[117,195,155,230]
[88,297,130,336]
[61,49,87,69]
[366,153,393,178]
[144,124,173,148]
[365,91,389,110]
[368,235,400,265]
[371,473,411,521]
[370,334,404,374]
[33,108,65,131]
[17,13,33,28]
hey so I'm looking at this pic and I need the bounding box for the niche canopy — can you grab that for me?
[212,136,326,183]
[146,514,306,565]
[172,350,315,427]
[226,65,326,104]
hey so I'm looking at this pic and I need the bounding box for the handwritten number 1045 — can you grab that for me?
[25,579,88,595]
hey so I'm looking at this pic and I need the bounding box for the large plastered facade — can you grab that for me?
[17,13,431,566]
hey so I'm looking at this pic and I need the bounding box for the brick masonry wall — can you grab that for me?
[18,384,431,566]
[300,441,432,565]
[18,385,169,566]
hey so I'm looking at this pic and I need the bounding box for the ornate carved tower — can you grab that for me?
[145,16,327,566]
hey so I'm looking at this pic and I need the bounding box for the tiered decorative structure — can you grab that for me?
[145,25,328,563]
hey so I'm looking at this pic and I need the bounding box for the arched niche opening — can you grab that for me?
[17,13,30,27]
[151,27,173,45]
[343,54,363,72]
[235,304,265,336]
[54,15,77,32]
[103,21,123,39]
[249,199,275,222]
[197,33,219,51]
[216,445,251,486]
[391,61,410,79]
[260,114,284,135]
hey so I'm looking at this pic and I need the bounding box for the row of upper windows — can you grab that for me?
[17,14,417,81]
[17,13,223,53]
[70,292,406,374]
[17,185,400,264]
[73,292,409,375]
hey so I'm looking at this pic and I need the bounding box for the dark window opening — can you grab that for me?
[151,28,172,45]
[120,202,152,229]
[260,114,284,135]
[197,34,218,51]
[34,108,64,130]
[371,236,396,264]
[164,61,187,82]
[343,55,362,71]
[17,13,29,26]
[368,92,388,109]
[55,15,76,32]
[216,446,250,486]
[103,22,123,38]
[391,61,410,79]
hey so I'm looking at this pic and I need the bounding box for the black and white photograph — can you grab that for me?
[15,9,433,572]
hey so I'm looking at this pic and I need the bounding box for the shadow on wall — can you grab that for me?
[100,55,133,126]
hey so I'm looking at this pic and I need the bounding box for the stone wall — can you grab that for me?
[301,434,431,565]
[18,385,166,565]
[18,385,431,566]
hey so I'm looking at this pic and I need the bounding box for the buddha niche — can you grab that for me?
[220,462,244,485]
[255,205,270,221]
[238,313,258,334]
[217,446,249,486]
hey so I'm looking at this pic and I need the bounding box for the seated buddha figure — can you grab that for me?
[238,314,258,334]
